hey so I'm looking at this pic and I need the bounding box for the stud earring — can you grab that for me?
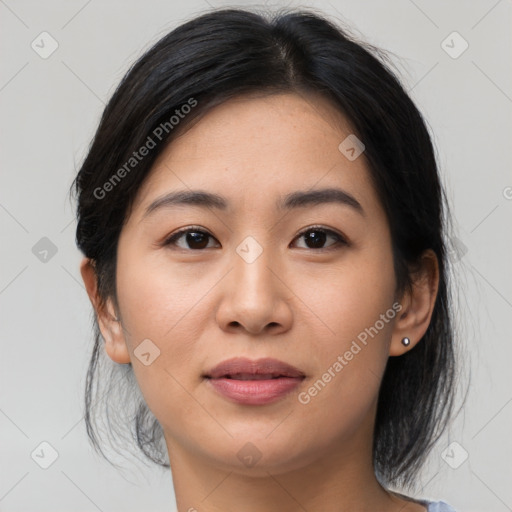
[401,337,411,347]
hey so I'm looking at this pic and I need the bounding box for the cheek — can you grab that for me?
[114,248,218,414]
[116,246,219,344]
[293,237,397,350]
[291,239,397,419]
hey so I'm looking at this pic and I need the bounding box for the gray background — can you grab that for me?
[1,0,511,511]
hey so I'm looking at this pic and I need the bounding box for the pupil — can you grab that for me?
[187,232,208,249]
[306,230,326,248]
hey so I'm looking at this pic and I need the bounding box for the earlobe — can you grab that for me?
[79,257,131,364]
[100,302,131,364]
[389,250,439,356]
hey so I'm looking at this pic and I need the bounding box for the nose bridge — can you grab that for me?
[214,224,294,334]
[217,232,284,331]
[232,234,274,296]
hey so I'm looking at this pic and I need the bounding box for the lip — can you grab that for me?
[203,357,305,405]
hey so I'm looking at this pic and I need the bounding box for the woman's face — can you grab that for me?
[108,92,403,474]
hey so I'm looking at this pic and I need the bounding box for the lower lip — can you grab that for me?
[206,377,304,405]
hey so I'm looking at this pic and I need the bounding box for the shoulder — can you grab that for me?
[425,500,458,512]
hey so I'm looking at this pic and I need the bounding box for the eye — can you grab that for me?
[162,225,347,251]
[291,226,347,250]
[163,227,219,250]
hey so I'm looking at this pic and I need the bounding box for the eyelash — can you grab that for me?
[162,225,348,251]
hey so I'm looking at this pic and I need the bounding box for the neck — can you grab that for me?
[164,408,414,512]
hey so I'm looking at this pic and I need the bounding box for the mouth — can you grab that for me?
[203,357,305,405]
[215,373,292,380]
[203,356,306,380]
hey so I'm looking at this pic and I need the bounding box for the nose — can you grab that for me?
[215,242,293,336]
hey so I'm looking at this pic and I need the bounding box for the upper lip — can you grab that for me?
[204,357,305,379]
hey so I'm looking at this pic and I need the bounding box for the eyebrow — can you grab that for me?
[143,187,364,219]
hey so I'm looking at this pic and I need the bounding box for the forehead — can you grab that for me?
[129,92,379,219]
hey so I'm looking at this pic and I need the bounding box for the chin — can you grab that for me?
[194,431,325,477]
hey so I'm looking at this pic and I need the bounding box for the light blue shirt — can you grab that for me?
[425,500,457,511]
[390,491,457,511]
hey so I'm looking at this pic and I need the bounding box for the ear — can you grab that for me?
[80,257,131,364]
[389,249,440,356]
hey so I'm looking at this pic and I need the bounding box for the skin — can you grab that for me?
[81,92,439,512]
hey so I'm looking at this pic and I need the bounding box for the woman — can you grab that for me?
[73,7,460,511]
